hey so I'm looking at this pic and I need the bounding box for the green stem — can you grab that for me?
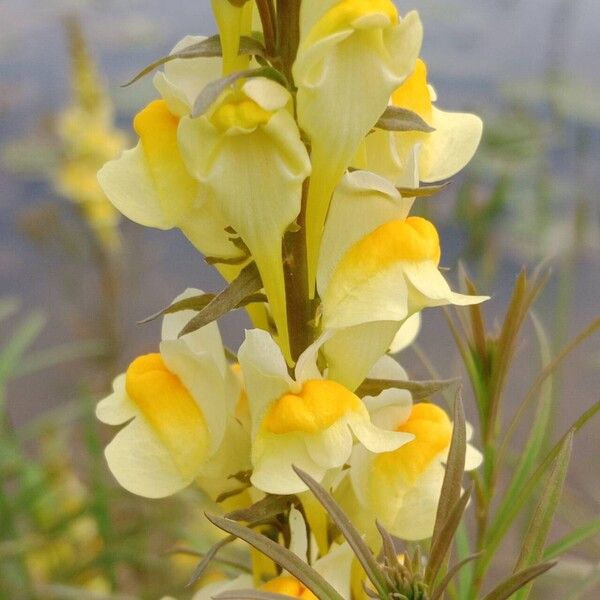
[283,180,315,363]
[256,0,277,57]
[276,0,301,86]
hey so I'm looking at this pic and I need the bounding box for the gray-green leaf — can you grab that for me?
[178,262,263,337]
[375,106,435,133]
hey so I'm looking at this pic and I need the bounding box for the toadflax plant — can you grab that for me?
[93,1,599,598]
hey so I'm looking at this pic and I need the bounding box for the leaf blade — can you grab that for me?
[206,513,345,600]
[179,262,263,337]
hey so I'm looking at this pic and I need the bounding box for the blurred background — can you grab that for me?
[0,1,598,598]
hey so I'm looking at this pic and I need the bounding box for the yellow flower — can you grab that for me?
[363,58,483,185]
[178,77,311,364]
[237,329,412,494]
[293,0,423,293]
[96,289,249,498]
[316,170,488,390]
[98,37,242,270]
[348,399,482,541]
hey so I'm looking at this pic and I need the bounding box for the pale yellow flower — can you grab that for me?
[96,289,249,498]
[293,0,423,293]
[363,59,483,185]
[348,399,482,541]
[178,77,311,363]
[238,329,412,494]
[317,170,488,390]
[98,38,243,272]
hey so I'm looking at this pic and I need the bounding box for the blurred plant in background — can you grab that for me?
[0,1,598,599]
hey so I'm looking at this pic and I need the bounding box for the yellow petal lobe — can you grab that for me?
[125,353,209,474]
[211,96,272,132]
[261,575,318,600]
[310,0,398,41]
[337,216,441,281]
[375,403,452,483]
[263,380,361,434]
[392,58,433,123]
[133,99,197,217]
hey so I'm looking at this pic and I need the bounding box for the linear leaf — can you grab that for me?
[122,34,265,87]
[138,293,215,324]
[397,182,451,198]
[225,495,295,523]
[206,514,345,600]
[356,377,460,401]
[429,392,467,558]
[498,313,553,524]
[430,553,482,600]
[375,106,435,132]
[292,467,389,598]
[512,431,573,600]
[186,534,237,587]
[179,262,263,337]
[481,562,556,600]
[0,311,46,387]
[488,401,600,558]
[426,487,472,585]
[543,516,600,561]
[499,315,600,462]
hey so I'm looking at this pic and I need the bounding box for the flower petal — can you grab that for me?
[153,35,223,116]
[419,106,483,182]
[95,374,136,425]
[104,415,197,498]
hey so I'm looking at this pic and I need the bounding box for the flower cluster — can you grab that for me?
[96,1,486,596]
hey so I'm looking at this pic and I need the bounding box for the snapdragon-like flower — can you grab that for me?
[349,392,482,541]
[98,37,241,271]
[293,0,423,293]
[317,170,488,389]
[178,77,311,363]
[363,58,483,184]
[96,289,249,498]
[237,329,412,494]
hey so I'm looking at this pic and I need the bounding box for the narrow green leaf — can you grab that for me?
[225,495,295,523]
[484,402,599,571]
[499,315,600,462]
[429,392,467,554]
[430,553,482,600]
[292,467,389,598]
[498,312,553,523]
[356,377,460,401]
[455,521,474,600]
[179,262,263,337]
[426,487,472,585]
[206,513,345,600]
[138,293,215,324]
[186,534,237,588]
[481,562,556,600]
[122,34,265,87]
[543,516,600,561]
[375,106,435,132]
[512,431,573,600]
[192,66,287,118]
[397,182,451,198]
[376,521,398,571]
[0,312,46,386]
